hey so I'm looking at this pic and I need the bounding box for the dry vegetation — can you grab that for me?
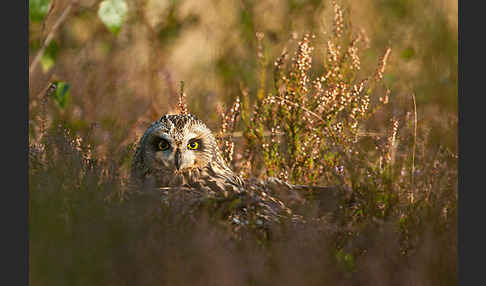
[29,0,457,285]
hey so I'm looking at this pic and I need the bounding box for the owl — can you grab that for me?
[131,113,244,190]
[131,113,345,228]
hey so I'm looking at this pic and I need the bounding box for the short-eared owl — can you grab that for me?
[131,113,243,191]
[131,113,341,226]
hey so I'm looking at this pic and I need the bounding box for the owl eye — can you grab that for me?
[158,139,170,151]
[187,141,199,150]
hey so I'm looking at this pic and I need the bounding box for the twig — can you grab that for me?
[178,81,188,115]
[271,95,385,140]
[273,96,326,124]
[217,130,384,138]
[37,81,58,100]
[29,1,75,80]
[40,0,57,46]
[411,93,417,185]
[272,95,342,141]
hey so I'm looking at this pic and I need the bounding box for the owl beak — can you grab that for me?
[174,149,182,170]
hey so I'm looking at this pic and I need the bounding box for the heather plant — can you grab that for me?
[219,0,457,265]
[230,2,392,187]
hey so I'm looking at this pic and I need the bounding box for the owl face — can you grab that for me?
[140,114,217,175]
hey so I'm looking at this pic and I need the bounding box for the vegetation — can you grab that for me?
[29,0,457,285]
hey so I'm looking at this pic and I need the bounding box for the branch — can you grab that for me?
[29,1,75,81]
[273,96,326,124]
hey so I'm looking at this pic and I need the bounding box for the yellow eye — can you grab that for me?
[187,141,199,150]
[158,139,170,151]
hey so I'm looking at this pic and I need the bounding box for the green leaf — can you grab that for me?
[40,41,59,72]
[383,74,396,86]
[336,249,355,272]
[98,0,128,36]
[400,47,415,61]
[52,81,70,109]
[40,56,55,72]
[29,0,51,22]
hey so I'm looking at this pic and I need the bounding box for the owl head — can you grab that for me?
[140,113,217,170]
[131,113,234,187]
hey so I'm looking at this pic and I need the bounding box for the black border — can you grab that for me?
[459,1,482,285]
[4,0,28,285]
